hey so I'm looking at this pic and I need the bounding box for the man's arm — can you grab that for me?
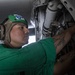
[52,25,75,54]
[54,50,75,75]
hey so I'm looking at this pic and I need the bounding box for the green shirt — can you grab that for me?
[0,37,56,75]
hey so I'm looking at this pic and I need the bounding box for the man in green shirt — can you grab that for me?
[0,14,75,75]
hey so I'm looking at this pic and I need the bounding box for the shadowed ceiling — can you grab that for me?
[0,0,35,26]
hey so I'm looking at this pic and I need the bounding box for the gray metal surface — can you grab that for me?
[60,0,75,21]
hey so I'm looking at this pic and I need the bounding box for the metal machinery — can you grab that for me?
[31,0,75,74]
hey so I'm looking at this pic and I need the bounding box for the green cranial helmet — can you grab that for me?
[8,14,28,28]
[0,14,28,47]
[1,14,28,28]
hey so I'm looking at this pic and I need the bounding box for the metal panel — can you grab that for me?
[60,0,75,21]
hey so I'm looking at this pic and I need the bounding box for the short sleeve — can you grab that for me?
[0,37,56,75]
[39,37,56,63]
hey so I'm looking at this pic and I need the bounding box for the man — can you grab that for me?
[0,14,75,75]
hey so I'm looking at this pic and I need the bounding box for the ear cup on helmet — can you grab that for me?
[0,25,5,40]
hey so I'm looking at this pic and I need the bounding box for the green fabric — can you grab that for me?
[0,37,56,75]
[8,14,28,27]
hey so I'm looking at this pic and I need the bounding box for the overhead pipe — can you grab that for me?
[42,0,60,39]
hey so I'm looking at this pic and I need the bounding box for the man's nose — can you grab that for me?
[24,27,29,34]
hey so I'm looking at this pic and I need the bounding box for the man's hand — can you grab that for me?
[52,25,75,54]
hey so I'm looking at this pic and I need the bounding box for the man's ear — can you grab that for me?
[0,25,5,40]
